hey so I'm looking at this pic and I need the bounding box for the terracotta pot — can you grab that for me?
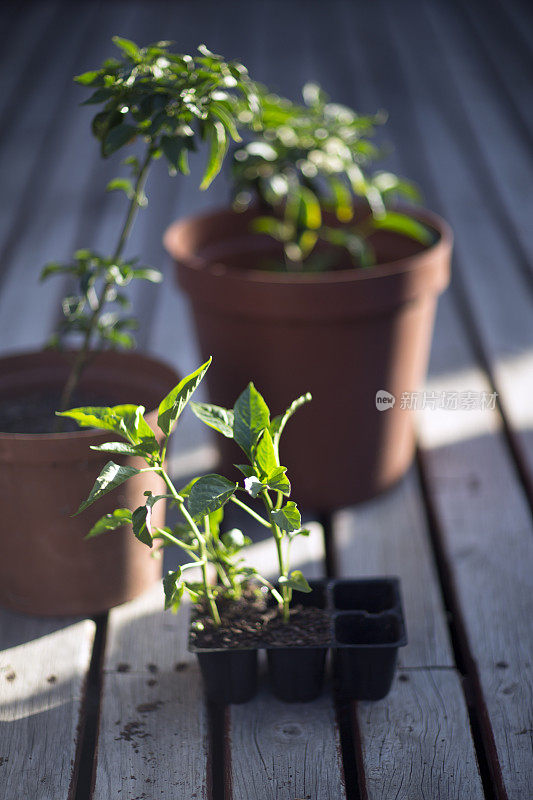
[0,350,178,616]
[165,206,452,509]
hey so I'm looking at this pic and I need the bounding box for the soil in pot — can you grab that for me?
[190,583,332,704]
[189,592,266,705]
[263,595,331,703]
[189,592,267,649]
[0,387,123,434]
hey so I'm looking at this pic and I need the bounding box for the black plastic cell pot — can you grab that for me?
[331,578,407,700]
[265,579,330,702]
[188,577,407,704]
[194,649,258,705]
[334,612,404,700]
[267,646,328,702]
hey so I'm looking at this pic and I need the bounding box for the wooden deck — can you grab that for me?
[1,1,532,797]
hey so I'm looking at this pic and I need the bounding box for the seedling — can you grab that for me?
[191,383,313,623]
[232,82,432,270]
[59,359,271,627]
[42,37,260,418]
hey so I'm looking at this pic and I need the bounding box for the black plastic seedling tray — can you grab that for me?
[189,577,407,704]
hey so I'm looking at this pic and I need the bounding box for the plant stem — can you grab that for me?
[262,490,290,622]
[161,469,221,627]
[55,148,154,426]
[230,495,271,528]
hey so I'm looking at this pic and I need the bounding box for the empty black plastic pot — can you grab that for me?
[196,649,258,704]
[334,611,405,700]
[267,646,328,702]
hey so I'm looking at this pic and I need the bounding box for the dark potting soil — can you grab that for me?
[262,605,331,647]
[190,593,267,649]
[0,388,123,434]
[190,596,331,650]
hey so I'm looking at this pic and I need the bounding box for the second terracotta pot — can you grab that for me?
[166,206,452,510]
[0,349,178,616]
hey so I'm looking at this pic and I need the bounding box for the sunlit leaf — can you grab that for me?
[86,508,132,539]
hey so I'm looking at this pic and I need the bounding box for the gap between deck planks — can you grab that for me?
[0,612,95,800]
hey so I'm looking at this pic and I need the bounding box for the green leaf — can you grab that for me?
[200,120,228,189]
[233,383,270,458]
[103,123,137,157]
[211,102,241,142]
[271,501,301,533]
[252,216,292,242]
[329,176,354,222]
[188,474,237,519]
[254,429,278,477]
[132,505,153,547]
[82,87,115,105]
[176,477,200,499]
[289,527,310,539]
[234,464,255,478]
[163,568,184,612]
[112,35,141,60]
[372,212,432,245]
[106,177,134,198]
[161,136,190,175]
[76,462,140,514]
[266,466,291,496]
[86,508,132,539]
[130,268,162,283]
[207,506,224,536]
[299,186,322,230]
[190,402,234,438]
[281,570,311,593]
[75,70,101,86]
[90,441,151,457]
[40,262,67,281]
[270,393,312,450]
[158,358,212,437]
[58,405,139,439]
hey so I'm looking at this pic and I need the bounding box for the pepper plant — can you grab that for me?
[61,361,314,626]
[191,383,313,622]
[232,82,432,270]
[58,358,271,627]
[42,37,260,416]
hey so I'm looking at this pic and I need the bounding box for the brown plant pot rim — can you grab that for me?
[0,349,177,461]
[164,205,453,320]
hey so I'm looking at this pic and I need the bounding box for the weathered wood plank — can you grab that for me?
[417,295,533,800]
[0,3,104,352]
[334,469,453,669]
[377,0,533,504]
[93,583,210,800]
[345,3,533,790]
[456,0,533,138]
[423,0,533,275]
[0,2,92,272]
[355,669,484,800]
[226,519,347,799]
[0,613,95,800]
[227,691,346,800]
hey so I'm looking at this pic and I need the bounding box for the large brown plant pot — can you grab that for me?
[0,349,178,616]
[165,206,452,510]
